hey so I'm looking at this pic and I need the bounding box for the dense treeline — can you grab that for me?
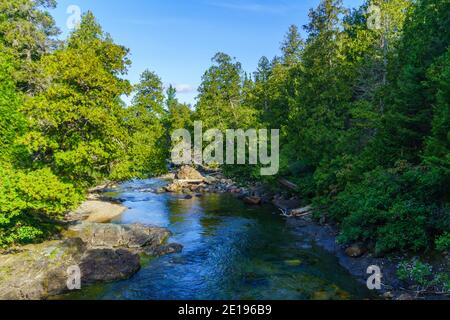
[0,1,178,247]
[193,0,449,255]
[0,0,448,258]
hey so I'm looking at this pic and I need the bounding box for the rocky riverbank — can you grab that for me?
[157,166,449,300]
[0,198,182,300]
[1,166,445,300]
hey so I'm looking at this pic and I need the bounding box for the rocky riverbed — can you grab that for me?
[1,166,447,300]
[152,166,449,300]
[0,200,182,300]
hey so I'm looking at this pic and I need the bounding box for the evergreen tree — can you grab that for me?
[380,0,450,165]
[22,12,132,185]
[132,70,166,117]
[288,0,349,170]
[0,50,25,164]
[0,49,80,247]
[0,0,59,61]
[165,85,193,135]
[196,52,255,131]
[281,25,304,66]
[124,70,169,177]
[166,84,177,111]
[425,48,450,174]
[0,0,60,93]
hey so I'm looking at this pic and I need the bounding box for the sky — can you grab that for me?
[49,0,364,105]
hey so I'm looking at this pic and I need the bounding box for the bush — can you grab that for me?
[329,164,447,254]
[436,232,450,252]
[0,166,82,247]
[397,259,450,294]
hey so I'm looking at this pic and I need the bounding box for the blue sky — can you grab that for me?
[50,0,364,105]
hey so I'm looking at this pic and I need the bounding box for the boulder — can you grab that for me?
[80,249,140,284]
[345,244,368,258]
[0,238,86,300]
[66,222,171,252]
[176,166,204,181]
[146,243,184,257]
[204,176,217,185]
[243,196,262,205]
[165,181,185,193]
[0,238,146,300]
[0,222,181,300]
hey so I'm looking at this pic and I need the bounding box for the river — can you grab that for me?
[60,179,374,300]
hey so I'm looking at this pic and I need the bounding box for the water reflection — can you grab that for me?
[61,179,374,300]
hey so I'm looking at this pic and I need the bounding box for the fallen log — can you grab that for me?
[278,178,298,191]
[175,179,205,184]
[290,205,314,217]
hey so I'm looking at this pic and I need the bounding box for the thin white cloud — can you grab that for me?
[173,84,196,94]
[206,0,292,14]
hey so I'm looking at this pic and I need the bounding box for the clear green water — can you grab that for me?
[60,179,374,300]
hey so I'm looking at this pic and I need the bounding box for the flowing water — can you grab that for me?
[61,179,374,300]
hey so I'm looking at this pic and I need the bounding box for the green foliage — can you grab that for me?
[213,0,448,256]
[397,259,450,294]
[280,25,304,66]
[435,233,450,252]
[190,0,448,257]
[380,0,450,165]
[424,47,450,173]
[0,166,81,247]
[287,0,351,169]
[329,163,449,254]
[165,85,193,142]
[333,0,450,254]
[22,12,132,186]
[132,70,165,117]
[0,0,58,60]
[120,70,170,178]
[0,10,168,247]
[0,0,59,92]
[0,0,448,258]
[0,51,26,163]
[196,52,257,131]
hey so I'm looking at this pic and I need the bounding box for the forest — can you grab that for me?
[0,0,448,266]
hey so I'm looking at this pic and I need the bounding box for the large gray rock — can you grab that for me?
[0,238,86,300]
[165,181,185,193]
[147,243,184,257]
[175,165,204,180]
[66,222,171,252]
[345,243,368,258]
[204,176,218,185]
[80,249,140,284]
[0,222,181,300]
